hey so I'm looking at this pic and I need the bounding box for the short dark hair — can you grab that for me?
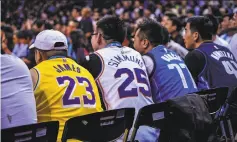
[223,13,234,20]
[96,15,126,43]
[161,26,170,45]
[73,6,81,12]
[169,17,183,32]
[1,26,14,50]
[44,22,53,30]
[33,20,45,28]
[137,18,164,46]
[17,30,34,40]
[164,12,177,19]
[205,14,219,35]
[187,9,195,15]
[187,16,213,41]
[217,16,223,24]
[70,29,87,50]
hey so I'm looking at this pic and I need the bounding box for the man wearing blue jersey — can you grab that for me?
[184,16,237,91]
[133,18,197,103]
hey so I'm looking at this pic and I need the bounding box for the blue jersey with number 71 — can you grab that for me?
[147,45,197,103]
[196,42,237,90]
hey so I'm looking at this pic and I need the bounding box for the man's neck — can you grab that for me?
[194,42,202,49]
[194,40,212,48]
[171,31,179,39]
[212,35,217,41]
[144,45,154,54]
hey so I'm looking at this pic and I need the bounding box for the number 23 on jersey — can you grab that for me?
[56,76,96,108]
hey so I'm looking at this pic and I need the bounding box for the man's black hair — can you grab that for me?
[164,12,177,19]
[1,26,14,50]
[1,26,13,33]
[169,17,183,32]
[33,20,45,29]
[187,16,213,41]
[44,22,53,30]
[161,26,170,45]
[217,16,223,25]
[205,14,219,35]
[16,30,34,40]
[187,9,195,15]
[223,13,234,20]
[136,18,164,46]
[70,29,87,50]
[73,6,81,12]
[96,15,126,43]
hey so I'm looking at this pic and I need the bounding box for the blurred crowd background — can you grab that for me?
[1,0,237,68]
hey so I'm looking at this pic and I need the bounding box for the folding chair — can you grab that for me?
[196,87,231,142]
[130,101,171,142]
[216,87,237,142]
[61,108,135,142]
[1,121,59,142]
[130,93,221,142]
[195,87,229,115]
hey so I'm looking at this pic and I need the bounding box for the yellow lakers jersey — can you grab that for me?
[33,57,103,141]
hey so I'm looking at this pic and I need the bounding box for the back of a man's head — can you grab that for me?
[34,20,45,29]
[1,26,13,34]
[165,12,177,19]
[1,25,14,50]
[17,30,34,40]
[96,15,126,43]
[161,26,170,45]
[170,17,183,32]
[187,16,213,41]
[224,13,234,20]
[205,14,219,35]
[137,18,164,47]
[73,6,81,13]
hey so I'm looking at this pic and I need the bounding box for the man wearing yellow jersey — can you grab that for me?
[29,30,103,141]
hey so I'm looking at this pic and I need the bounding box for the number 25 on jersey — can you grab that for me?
[114,68,151,98]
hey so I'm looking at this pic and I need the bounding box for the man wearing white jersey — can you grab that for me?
[205,14,230,49]
[1,54,37,129]
[81,15,157,141]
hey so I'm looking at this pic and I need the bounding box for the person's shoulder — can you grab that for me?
[1,54,18,60]
[186,49,204,59]
[1,54,27,68]
[230,33,237,44]
[77,64,95,77]
[123,46,141,54]
[80,53,102,67]
[215,36,229,47]
[198,42,215,49]
[230,33,237,46]
[87,53,101,61]
[233,33,237,38]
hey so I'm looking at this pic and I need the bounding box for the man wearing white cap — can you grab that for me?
[29,30,103,141]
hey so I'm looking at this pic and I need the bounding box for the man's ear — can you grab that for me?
[38,50,45,61]
[193,32,199,42]
[143,39,150,49]
[97,33,102,45]
[172,25,177,32]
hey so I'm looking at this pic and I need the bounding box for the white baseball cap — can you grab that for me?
[29,29,68,50]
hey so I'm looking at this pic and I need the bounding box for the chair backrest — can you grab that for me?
[130,102,170,141]
[227,86,237,106]
[130,94,215,142]
[61,108,135,142]
[1,121,59,142]
[195,87,229,114]
[133,102,169,129]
